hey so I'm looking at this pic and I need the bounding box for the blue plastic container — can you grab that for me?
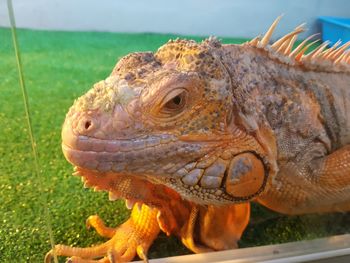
[318,16,350,46]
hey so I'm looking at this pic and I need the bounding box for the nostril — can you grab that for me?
[84,120,92,130]
[76,117,97,134]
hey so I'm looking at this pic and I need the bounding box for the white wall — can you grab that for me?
[1,0,349,38]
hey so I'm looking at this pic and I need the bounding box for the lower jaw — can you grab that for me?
[74,166,163,202]
[73,166,192,235]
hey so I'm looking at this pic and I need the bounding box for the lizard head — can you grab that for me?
[62,38,274,207]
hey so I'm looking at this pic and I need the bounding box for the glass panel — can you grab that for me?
[1,1,349,262]
[1,6,53,262]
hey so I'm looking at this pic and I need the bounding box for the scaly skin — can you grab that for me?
[46,18,350,262]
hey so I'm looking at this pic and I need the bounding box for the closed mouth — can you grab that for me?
[61,119,180,172]
[62,126,176,153]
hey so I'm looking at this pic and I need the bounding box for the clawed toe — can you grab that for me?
[86,215,116,238]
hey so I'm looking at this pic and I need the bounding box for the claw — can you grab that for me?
[86,218,92,230]
[136,246,149,263]
[107,249,121,263]
[45,250,54,263]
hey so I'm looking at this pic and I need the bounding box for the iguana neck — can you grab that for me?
[221,44,350,161]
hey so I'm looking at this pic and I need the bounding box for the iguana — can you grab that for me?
[46,17,350,262]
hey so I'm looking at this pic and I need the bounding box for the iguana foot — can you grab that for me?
[45,203,159,263]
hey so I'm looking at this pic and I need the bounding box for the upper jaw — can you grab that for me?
[62,117,175,153]
[61,122,181,173]
[61,117,208,175]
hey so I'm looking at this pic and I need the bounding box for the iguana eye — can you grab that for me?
[159,88,187,117]
[164,94,183,109]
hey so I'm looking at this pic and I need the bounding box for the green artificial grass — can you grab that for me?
[0,27,349,263]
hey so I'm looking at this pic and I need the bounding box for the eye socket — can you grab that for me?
[158,88,188,117]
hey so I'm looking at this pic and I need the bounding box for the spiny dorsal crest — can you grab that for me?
[249,15,350,69]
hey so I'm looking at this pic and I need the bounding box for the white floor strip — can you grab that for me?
[137,234,350,263]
